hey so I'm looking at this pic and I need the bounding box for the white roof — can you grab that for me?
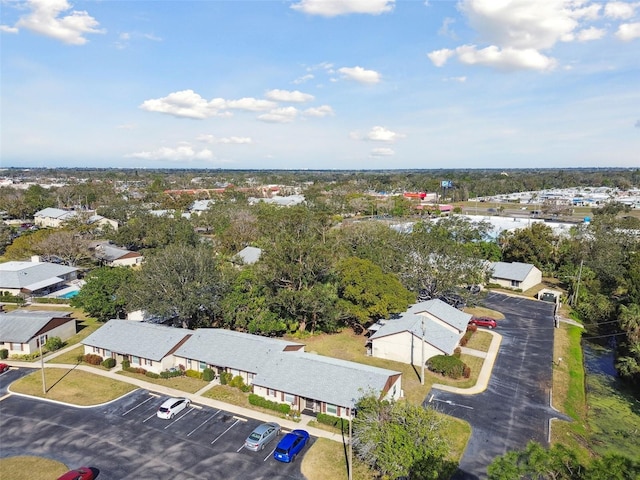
[0,261,78,289]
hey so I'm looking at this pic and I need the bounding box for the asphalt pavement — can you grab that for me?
[426,292,570,480]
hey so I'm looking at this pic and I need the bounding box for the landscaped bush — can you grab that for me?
[121,359,130,369]
[32,297,68,304]
[124,366,147,374]
[83,353,103,365]
[0,349,8,360]
[185,369,201,379]
[0,293,25,305]
[317,413,348,430]
[219,371,233,385]
[202,368,215,381]
[160,368,183,379]
[459,329,475,347]
[427,354,469,379]
[102,358,116,369]
[45,336,64,351]
[467,323,478,333]
[248,394,291,415]
[453,347,462,358]
[145,371,160,379]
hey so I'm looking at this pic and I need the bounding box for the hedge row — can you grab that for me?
[316,413,348,430]
[248,394,290,414]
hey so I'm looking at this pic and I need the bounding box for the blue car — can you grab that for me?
[273,429,310,463]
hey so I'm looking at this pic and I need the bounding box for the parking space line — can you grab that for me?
[164,407,194,429]
[142,412,157,423]
[122,395,156,416]
[187,409,221,437]
[211,419,240,445]
[236,444,245,453]
[263,447,276,462]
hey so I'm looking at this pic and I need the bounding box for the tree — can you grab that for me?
[500,222,557,272]
[70,267,134,322]
[32,230,92,267]
[111,213,198,251]
[3,229,56,260]
[125,244,227,329]
[45,336,64,351]
[336,257,415,332]
[352,395,452,480]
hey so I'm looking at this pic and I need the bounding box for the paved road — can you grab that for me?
[426,292,569,480]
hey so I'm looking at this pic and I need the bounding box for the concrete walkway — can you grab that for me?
[4,332,503,441]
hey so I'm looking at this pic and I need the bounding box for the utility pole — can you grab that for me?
[348,398,354,480]
[421,318,425,385]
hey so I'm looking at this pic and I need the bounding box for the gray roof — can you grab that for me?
[82,320,192,361]
[95,243,139,262]
[191,199,215,211]
[174,329,303,374]
[370,299,471,355]
[0,261,78,289]
[34,207,76,220]
[235,246,262,265]
[253,351,400,407]
[0,311,73,343]
[490,261,537,281]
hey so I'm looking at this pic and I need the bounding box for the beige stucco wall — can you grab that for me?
[372,331,443,366]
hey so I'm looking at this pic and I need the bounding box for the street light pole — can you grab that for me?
[421,318,425,385]
[39,335,46,394]
[348,399,354,480]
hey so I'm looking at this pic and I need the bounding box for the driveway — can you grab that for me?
[0,389,309,479]
[425,292,569,480]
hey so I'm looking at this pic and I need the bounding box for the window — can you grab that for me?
[267,388,276,397]
[104,349,111,357]
[284,393,295,404]
[326,404,337,415]
[187,359,192,368]
[144,359,153,367]
[199,361,206,370]
[511,280,521,287]
[132,356,140,365]
[93,346,100,354]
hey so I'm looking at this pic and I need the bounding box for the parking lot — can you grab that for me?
[426,292,568,480]
[0,387,310,479]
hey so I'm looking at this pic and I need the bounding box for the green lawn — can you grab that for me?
[0,457,70,480]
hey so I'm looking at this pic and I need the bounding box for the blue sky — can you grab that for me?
[1,0,639,170]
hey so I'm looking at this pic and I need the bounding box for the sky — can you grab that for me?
[1,0,639,170]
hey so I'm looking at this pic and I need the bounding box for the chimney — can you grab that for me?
[31,255,41,263]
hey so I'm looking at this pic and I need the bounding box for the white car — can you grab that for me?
[157,397,191,419]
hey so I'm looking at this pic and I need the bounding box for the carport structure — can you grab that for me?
[426,292,570,480]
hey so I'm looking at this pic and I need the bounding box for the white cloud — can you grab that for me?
[428,48,456,67]
[366,126,405,142]
[15,0,104,45]
[116,123,137,130]
[338,66,381,84]
[576,27,606,41]
[293,74,314,84]
[258,107,299,123]
[196,134,253,144]
[303,105,335,117]
[438,17,457,39]
[0,25,19,34]
[444,76,467,82]
[616,22,640,40]
[140,90,227,119]
[605,1,639,19]
[291,0,394,17]
[370,147,395,157]
[265,89,315,103]
[125,144,214,161]
[226,97,277,111]
[431,44,557,71]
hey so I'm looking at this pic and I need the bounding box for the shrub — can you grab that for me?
[317,413,348,430]
[427,355,468,379]
[160,368,183,379]
[0,293,25,305]
[229,375,245,389]
[185,369,201,379]
[248,394,291,415]
[102,358,116,369]
[124,366,147,374]
[453,347,462,358]
[76,354,85,363]
[459,329,474,347]
[0,349,8,360]
[219,371,233,385]
[202,368,215,381]
[467,324,478,333]
[45,337,64,352]
[83,353,103,365]
[121,359,130,369]
[32,297,67,304]
[145,371,160,379]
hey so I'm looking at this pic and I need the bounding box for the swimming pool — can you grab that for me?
[59,290,79,299]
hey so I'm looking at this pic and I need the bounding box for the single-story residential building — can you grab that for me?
[92,242,143,267]
[252,351,402,419]
[368,299,472,365]
[490,261,542,291]
[0,310,75,356]
[33,207,77,228]
[0,258,79,297]
[234,246,262,265]
[173,329,304,385]
[82,320,193,374]
[87,214,119,232]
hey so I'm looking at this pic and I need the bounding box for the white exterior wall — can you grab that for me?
[372,331,443,365]
[111,256,142,267]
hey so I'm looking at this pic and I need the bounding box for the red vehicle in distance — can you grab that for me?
[469,317,497,329]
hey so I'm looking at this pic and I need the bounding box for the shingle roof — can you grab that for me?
[235,246,262,265]
[174,329,303,374]
[0,261,78,289]
[0,311,73,343]
[369,299,471,355]
[490,261,536,281]
[82,320,192,361]
[34,208,76,220]
[253,351,400,407]
[95,244,139,262]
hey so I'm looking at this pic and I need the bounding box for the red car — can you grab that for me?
[0,363,9,374]
[56,467,94,480]
[469,316,497,329]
